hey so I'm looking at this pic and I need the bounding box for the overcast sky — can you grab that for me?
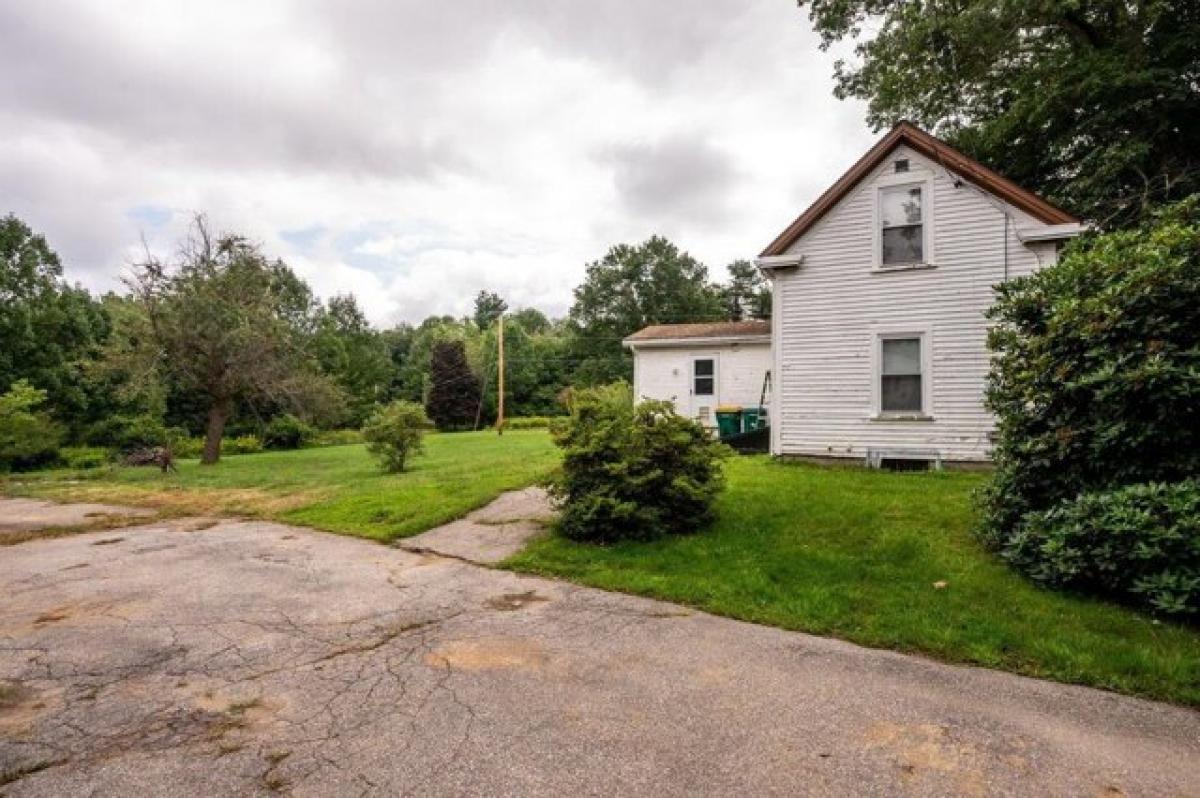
[1,1,873,325]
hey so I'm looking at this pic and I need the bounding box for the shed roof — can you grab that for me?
[759,121,1079,257]
[624,320,771,344]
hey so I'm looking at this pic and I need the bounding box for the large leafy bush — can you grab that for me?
[84,413,168,453]
[549,382,728,543]
[981,199,1200,614]
[263,413,316,450]
[362,400,429,473]
[1010,481,1200,617]
[0,380,63,472]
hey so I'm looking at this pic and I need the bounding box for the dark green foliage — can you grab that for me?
[1011,481,1200,617]
[0,214,109,432]
[476,316,572,421]
[567,237,726,385]
[0,380,63,472]
[548,382,729,543]
[362,400,429,473]
[798,0,1200,227]
[472,290,508,331]
[84,414,169,453]
[314,294,393,426]
[980,199,1200,608]
[425,339,480,430]
[263,413,316,450]
[723,260,771,320]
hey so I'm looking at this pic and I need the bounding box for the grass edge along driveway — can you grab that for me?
[505,457,1200,706]
[2,430,558,542]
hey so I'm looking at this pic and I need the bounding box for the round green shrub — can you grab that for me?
[362,401,429,473]
[549,382,729,543]
[263,413,316,450]
[1010,481,1200,617]
[980,199,1200,558]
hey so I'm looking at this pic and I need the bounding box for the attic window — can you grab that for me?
[894,158,909,173]
[880,185,924,265]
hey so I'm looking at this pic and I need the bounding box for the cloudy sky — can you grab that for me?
[1,1,873,325]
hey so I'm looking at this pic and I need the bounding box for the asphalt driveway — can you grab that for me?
[1,500,1198,796]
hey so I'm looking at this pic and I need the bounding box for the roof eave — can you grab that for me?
[1016,222,1087,242]
[623,334,772,349]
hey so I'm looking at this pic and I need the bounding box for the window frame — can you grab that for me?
[870,328,933,420]
[691,356,717,398]
[873,172,935,271]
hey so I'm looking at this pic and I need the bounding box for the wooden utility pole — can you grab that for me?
[495,311,505,435]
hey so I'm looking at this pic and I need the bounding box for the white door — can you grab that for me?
[690,355,718,426]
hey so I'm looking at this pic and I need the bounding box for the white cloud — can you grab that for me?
[0,0,874,324]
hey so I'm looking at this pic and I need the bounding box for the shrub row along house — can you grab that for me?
[626,122,1083,468]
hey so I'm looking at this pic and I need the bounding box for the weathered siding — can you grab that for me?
[772,144,1059,463]
[633,343,771,425]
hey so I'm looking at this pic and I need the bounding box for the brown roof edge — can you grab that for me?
[625,320,771,342]
[759,121,1079,257]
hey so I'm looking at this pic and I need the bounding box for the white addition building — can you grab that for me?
[627,122,1083,468]
[623,321,772,429]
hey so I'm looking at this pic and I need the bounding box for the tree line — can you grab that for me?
[0,214,770,464]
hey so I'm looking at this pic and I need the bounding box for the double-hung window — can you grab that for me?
[880,337,923,414]
[880,185,924,266]
[693,358,715,396]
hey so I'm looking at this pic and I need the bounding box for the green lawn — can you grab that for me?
[2,430,558,541]
[506,456,1200,705]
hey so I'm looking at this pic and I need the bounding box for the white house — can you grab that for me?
[756,122,1082,467]
[623,321,771,429]
[627,124,1081,465]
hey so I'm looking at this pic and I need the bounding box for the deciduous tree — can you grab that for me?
[799,0,1200,226]
[128,217,341,464]
[315,294,394,425]
[567,237,725,385]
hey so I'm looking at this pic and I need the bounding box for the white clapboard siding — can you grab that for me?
[633,343,772,425]
[772,144,1060,463]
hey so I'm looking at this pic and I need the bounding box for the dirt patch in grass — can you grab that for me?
[6,482,326,522]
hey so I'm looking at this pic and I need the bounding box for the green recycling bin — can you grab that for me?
[715,406,743,438]
[741,406,762,431]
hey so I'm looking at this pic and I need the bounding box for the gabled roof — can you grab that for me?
[624,320,770,344]
[759,121,1079,257]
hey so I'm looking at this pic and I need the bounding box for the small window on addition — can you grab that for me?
[894,158,909,173]
[693,358,715,396]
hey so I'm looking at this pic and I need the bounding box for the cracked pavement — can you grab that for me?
[1,498,1199,796]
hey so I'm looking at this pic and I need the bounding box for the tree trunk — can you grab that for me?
[201,398,233,465]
